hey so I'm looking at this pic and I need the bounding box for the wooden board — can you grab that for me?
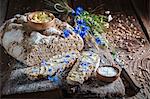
[2,89,63,99]
[62,49,125,98]
[1,48,125,98]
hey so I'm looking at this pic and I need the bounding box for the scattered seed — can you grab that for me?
[105,11,110,14]
[128,55,133,60]
[131,73,134,75]
[138,66,142,69]
[142,50,145,53]
[130,24,134,28]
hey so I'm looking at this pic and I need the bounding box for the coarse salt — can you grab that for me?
[98,67,117,77]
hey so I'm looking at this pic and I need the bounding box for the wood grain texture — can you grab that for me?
[103,0,150,98]
[2,88,63,99]
[1,47,125,97]
[131,0,150,42]
[63,48,125,98]
[1,0,150,98]
[0,0,8,26]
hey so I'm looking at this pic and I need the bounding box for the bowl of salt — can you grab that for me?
[96,65,121,83]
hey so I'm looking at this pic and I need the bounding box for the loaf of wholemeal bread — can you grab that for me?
[25,28,84,66]
[0,14,84,66]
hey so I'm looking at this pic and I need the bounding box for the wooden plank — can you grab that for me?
[1,47,63,98]
[130,0,150,42]
[0,0,8,25]
[2,89,63,99]
[63,49,125,98]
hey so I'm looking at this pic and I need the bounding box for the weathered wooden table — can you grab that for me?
[0,0,150,98]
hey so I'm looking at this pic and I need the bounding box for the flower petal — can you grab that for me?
[63,29,70,38]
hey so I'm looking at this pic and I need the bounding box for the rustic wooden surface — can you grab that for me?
[1,0,125,98]
[71,0,150,98]
[62,49,125,98]
[2,89,63,99]
[131,0,150,42]
[0,0,8,25]
[0,0,64,98]
[1,0,150,98]
[124,44,150,99]
[101,0,150,98]
[1,47,125,98]
[0,46,64,99]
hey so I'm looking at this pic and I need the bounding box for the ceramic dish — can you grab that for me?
[27,11,55,30]
[96,65,121,83]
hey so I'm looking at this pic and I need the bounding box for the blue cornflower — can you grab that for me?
[95,37,102,45]
[53,76,59,82]
[48,68,52,72]
[79,31,87,38]
[89,53,92,56]
[72,10,76,16]
[63,59,69,64]
[81,62,89,67]
[65,55,70,58]
[75,6,84,15]
[59,68,63,73]
[82,69,89,72]
[63,29,70,38]
[77,19,84,25]
[75,11,81,16]
[82,25,90,31]
[48,76,53,81]
[76,6,84,12]
[74,25,80,33]
[41,59,47,66]
[48,75,61,85]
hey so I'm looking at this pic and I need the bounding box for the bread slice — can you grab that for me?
[67,49,100,85]
[24,50,80,80]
